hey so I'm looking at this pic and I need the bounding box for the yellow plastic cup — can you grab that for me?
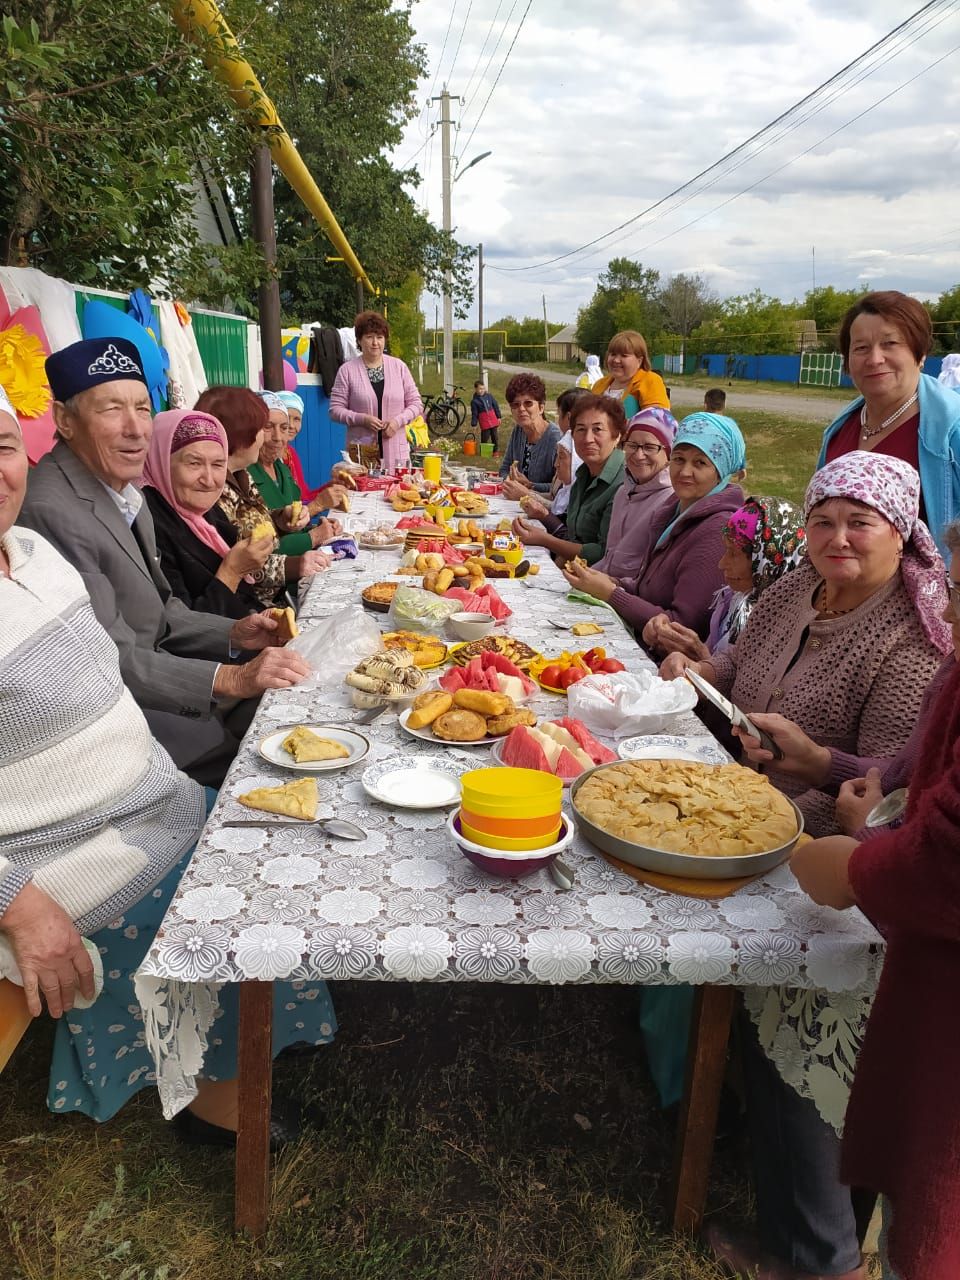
[459,812,561,851]
[460,768,563,820]
[422,453,442,484]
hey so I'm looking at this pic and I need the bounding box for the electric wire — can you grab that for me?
[458,0,534,159]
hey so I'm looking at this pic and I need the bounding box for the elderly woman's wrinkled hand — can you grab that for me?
[277,504,310,532]
[299,549,332,577]
[502,476,529,501]
[1,883,96,1018]
[310,517,341,547]
[520,496,550,523]
[310,484,349,517]
[658,651,700,682]
[223,532,274,577]
[512,515,547,547]
[836,768,885,835]
[561,560,616,602]
[733,713,832,783]
[789,835,858,909]
[647,617,709,662]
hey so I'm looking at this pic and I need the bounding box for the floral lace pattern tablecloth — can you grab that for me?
[135,492,883,1121]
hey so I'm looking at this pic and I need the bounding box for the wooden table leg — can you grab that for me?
[235,980,274,1237]
[668,984,736,1234]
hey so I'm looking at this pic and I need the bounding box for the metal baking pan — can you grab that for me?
[569,761,804,880]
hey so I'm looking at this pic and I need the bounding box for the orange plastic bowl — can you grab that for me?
[459,807,561,839]
[459,813,561,851]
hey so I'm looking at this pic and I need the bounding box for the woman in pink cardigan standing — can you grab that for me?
[329,311,421,471]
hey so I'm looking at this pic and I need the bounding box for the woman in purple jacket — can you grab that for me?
[329,311,422,471]
[563,413,746,652]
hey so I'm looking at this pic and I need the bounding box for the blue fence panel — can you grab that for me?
[297,377,346,489]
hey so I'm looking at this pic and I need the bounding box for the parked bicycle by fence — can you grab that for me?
[422,385,467,438]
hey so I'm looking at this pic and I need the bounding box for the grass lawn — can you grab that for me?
[0,404,860,1279]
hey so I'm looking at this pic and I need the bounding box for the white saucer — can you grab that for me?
[617,734,730,765]
[258,724,370,772]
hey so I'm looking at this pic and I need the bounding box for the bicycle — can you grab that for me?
[422,384,467,438]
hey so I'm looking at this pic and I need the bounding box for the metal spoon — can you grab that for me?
[546,619,570,631]
[864,787,908,828]
[222,817,367,841]
[549,857,575,891]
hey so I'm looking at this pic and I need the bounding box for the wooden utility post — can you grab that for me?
[477,242,485,386]
[542,294,550,360]
[250,144,284,391]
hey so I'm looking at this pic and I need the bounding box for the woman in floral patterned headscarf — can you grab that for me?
[651,495,806,660]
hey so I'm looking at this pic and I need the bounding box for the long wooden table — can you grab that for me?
[136,490,882,1237]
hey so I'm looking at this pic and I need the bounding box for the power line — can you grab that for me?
[427,2,460,100]
[491,0,955,274]
[446,0,475,92]
[461,0,523,120]
[461,0,507,107]
[458,0,534,160]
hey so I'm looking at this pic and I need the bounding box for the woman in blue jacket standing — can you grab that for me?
[817,290,960,559]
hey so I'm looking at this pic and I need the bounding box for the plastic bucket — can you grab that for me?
[462,432,477,456]
[479,442,495,457]
[459,813,561,851]
[460,768,563,819]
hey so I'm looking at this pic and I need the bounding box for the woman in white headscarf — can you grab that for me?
[939,353,960,392]
[576,354,602,389]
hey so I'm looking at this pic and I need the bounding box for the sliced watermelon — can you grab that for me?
[554,746,586,781]
[501,725,551,773]
[484,666,501,693]
[557,716,617,764]
[439,667,465,693]
[482,651,536,694]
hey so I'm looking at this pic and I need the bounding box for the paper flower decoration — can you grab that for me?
[0,323,51,419]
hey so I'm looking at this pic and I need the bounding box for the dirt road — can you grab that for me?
[483,360,850,423]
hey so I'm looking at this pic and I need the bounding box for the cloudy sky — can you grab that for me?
[388,0,960,330]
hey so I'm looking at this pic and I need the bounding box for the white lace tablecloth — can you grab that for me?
[135,491,882,1121]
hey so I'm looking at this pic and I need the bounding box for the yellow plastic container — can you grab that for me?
[459,812,561,851]
[422,453,442,484]
[425,501,455,525]
[460,768,563,820]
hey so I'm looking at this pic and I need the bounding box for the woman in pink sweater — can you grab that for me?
[328,311,421,471]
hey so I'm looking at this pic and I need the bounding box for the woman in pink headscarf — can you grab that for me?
[142,409,277,618]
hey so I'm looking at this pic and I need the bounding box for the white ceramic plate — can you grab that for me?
[616,734,730,765]
[398,706,499,747]
[361,754,471,809]
[258,723,370,772]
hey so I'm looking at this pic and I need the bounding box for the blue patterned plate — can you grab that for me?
[361,753,471,809]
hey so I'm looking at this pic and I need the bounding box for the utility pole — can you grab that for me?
[434,303,440,375]
[477,242,485,386]
[542,294,550,360]
[250,144,283,391]
[431,86,460,394]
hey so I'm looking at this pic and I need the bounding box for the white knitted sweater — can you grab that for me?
[0,527,203,932]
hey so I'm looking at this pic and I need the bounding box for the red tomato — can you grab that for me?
[540,664,564,688]
[597,658,626,674]
[559,666,587,689]
[582,647,605,670]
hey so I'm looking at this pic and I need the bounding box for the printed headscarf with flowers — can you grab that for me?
[720,495,806,644]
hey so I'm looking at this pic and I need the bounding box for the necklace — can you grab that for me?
[814,582,853,617]
[860,390,918,440]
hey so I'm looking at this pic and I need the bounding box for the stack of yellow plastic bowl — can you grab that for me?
[459,768,562,849]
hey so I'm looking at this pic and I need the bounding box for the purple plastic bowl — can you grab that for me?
[451,813,571,879]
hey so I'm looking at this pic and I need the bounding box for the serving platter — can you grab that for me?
[617,734,731,766]
[569,761,803,880]
[398,706,500,747]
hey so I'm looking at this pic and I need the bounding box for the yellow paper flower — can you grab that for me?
[0,324,51,419]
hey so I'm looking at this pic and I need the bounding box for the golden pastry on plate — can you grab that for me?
[238,777,318,819]
[432,709,488,742]
[281,727,350,764]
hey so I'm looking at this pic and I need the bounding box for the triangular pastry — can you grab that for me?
[237,777,318,819]
[281,727,350,763]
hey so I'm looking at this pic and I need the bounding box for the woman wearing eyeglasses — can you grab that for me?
[563,413,746,646]
[590,408,677,585]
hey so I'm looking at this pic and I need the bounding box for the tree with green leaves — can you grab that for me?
[658,272,719,343]
[689,289,805,357]
[575,259,663,355]
[485,314,566,364]
[931,283,960,355]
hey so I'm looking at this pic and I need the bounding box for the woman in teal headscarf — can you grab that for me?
[563,412,747,651]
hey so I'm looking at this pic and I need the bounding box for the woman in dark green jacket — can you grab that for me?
[248,392,341,555]
[512,393,626,565]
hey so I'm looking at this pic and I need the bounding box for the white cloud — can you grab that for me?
[391,0,960,327]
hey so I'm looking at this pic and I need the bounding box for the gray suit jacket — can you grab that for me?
[19,442,233,721]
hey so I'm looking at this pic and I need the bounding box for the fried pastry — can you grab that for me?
[238,776,317,819]
[406,690,453,729]
[268,606,299,644]
[432,709,488,741]
[485,708,537,736]
[281,727,350,763]
[452,689,512,717]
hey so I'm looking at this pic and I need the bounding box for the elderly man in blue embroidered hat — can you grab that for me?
[18,337,310,785]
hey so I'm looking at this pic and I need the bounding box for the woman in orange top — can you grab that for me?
[592,330,671,418]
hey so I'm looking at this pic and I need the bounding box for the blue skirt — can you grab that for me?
[47,851,337,1122]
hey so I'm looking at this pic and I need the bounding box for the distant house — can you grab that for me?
[547,323,585,363]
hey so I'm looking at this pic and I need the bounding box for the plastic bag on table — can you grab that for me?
[387,584,462,634]
[289,606,382,691]
[565,669,697,739]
